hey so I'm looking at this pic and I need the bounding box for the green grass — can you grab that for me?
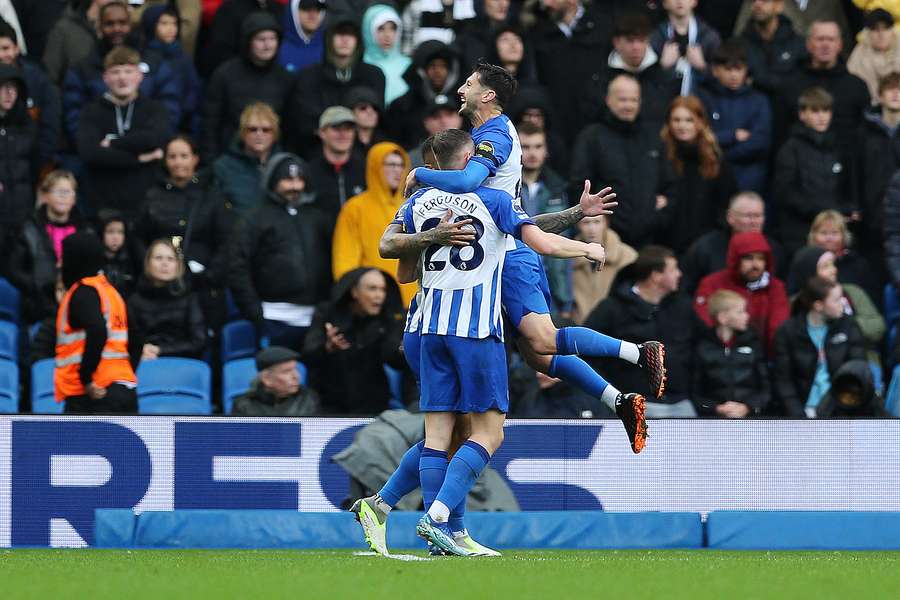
[2,549,900,600]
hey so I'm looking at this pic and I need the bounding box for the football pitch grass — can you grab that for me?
[4,549,900,600]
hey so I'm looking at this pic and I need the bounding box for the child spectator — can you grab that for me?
[8,170,87,324]
[848,9,900,102]
[692,290,770,418]
[212,102,281,217]
[658,95,738,254]
[362,4,411,107]
[571,214,637,324]
[773,276,866,417]
[697,40,772,194]
[651,0,721,96]
[127,238,206,360]
[76,46,169,219]
[774,86,857,258]
[140,5,202,134]
[98,210,141,299]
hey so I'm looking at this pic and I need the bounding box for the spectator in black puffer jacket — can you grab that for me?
[127,238,207,360]
[302,267,405,415]
[738,3,806,97]
[0,62,37,266]
[569,73,672,249]
[774,86,857,259]
[135,135,234,331]
[692,290,770,417]
[773,276,866,418]
[229,152,332,352]
[98,210,142,299]
[8,170,87,324]
[201,11,294,161]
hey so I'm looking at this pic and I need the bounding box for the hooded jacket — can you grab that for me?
[815,358,886,418]
[362,4,411,106]
[697,79,772,194]
[277,0,325,73]
[589,46,679,128]
[289,17,386,153]
[739,14,807,96]
[694,231,790,356]
[201,0,283,76]
[332,142,416,306]
[680,228,786,295]
[127,274,207,358]
[692,326,770,416]
[774,123,857,255]
[229,153,333,325]
[569,106,672,248]
[507,84,569,174]
[786,246,885,346]
[0,64,38,233]
[202,11,294,160]
[301,267,405,414]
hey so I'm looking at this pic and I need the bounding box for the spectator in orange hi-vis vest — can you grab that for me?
[55,232,141,414]
[331,141,417,306]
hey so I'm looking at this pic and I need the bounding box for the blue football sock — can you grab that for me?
[434,441,490,514]
[556,327,622,358]
[378,441,424,507]
[419,447,449,511]
[448,498,466,535]
[549,355,620,410]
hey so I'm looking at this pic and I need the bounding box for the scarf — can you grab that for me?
[745,270,771,292]
[666,17,698,96]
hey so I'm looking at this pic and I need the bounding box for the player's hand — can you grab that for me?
[578,180,617,217]
[325,322,351,353]
[403,167,419,197]
[85,382,107,400]
[660,41,681,68]
[585,242,606,272]
[429,210,476,247]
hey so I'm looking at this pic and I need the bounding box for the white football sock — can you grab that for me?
[428,500,451,522]
[619,342,640,364]
[601,384,621,412]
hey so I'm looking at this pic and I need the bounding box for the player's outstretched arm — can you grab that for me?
[532,182,617,234]
[404,161,491,196]
[379,211,476,259]
[521,224,606,270]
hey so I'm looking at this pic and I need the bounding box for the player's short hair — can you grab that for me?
[711,40,748,68]
[104,46,141,70]
[239,101,281,142]
[474,60,517,109]
[708,290,746,321]
[426,128,472,169]
[516,120,544,137]
[632,245,674,283]
[798,86,833,111]
[879,72,900,95]
[613,12,652,38]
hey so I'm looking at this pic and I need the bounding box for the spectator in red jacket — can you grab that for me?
[694,231,789,356]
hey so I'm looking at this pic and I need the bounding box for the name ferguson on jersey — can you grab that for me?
[417,194,479,217]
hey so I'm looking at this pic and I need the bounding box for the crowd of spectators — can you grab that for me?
[1,0,900,419]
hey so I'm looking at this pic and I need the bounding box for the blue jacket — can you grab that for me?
[62,41,180,143]
[143,38,203,133]
[20,58,60,165]
[277,0,325,74]
[697,80,772,194]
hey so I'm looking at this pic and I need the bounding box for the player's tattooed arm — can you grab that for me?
[532,182,617,234]
[379,211,476,259]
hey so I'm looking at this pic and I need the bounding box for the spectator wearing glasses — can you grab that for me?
[212,102,282,217]
[332,142,415,306]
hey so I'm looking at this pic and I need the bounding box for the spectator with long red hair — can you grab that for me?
[658,95,737,253]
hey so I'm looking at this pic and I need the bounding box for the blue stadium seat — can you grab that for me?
[225,289,242,322]
[222,357,308,414]
[137,358,212,414]
[31,358,63,414]
[0,321,18,362]
[0,277,20,323]
[221,319,257,363]
[885,365,900,417]
[384,365,404,409]
[0,359,18,413]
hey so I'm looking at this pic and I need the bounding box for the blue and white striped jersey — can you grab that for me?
[399,185,534,340]
[471,113,522,201]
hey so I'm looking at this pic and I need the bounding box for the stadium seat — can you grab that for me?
[30,358,63,414]
[0,358,18,413]
[221,319,257,363]
[0,320,18,362]
[222,357,308,414]
[0,277,19,323]
[225,289,242,322]
[384,365,404,409]
[137,357,212,415]
[885,365,900,417]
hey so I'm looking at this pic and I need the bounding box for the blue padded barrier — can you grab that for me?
[706,511,900,550]
[95,510,704,550]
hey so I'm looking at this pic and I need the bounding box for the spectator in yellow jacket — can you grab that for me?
[332,141,416,305]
